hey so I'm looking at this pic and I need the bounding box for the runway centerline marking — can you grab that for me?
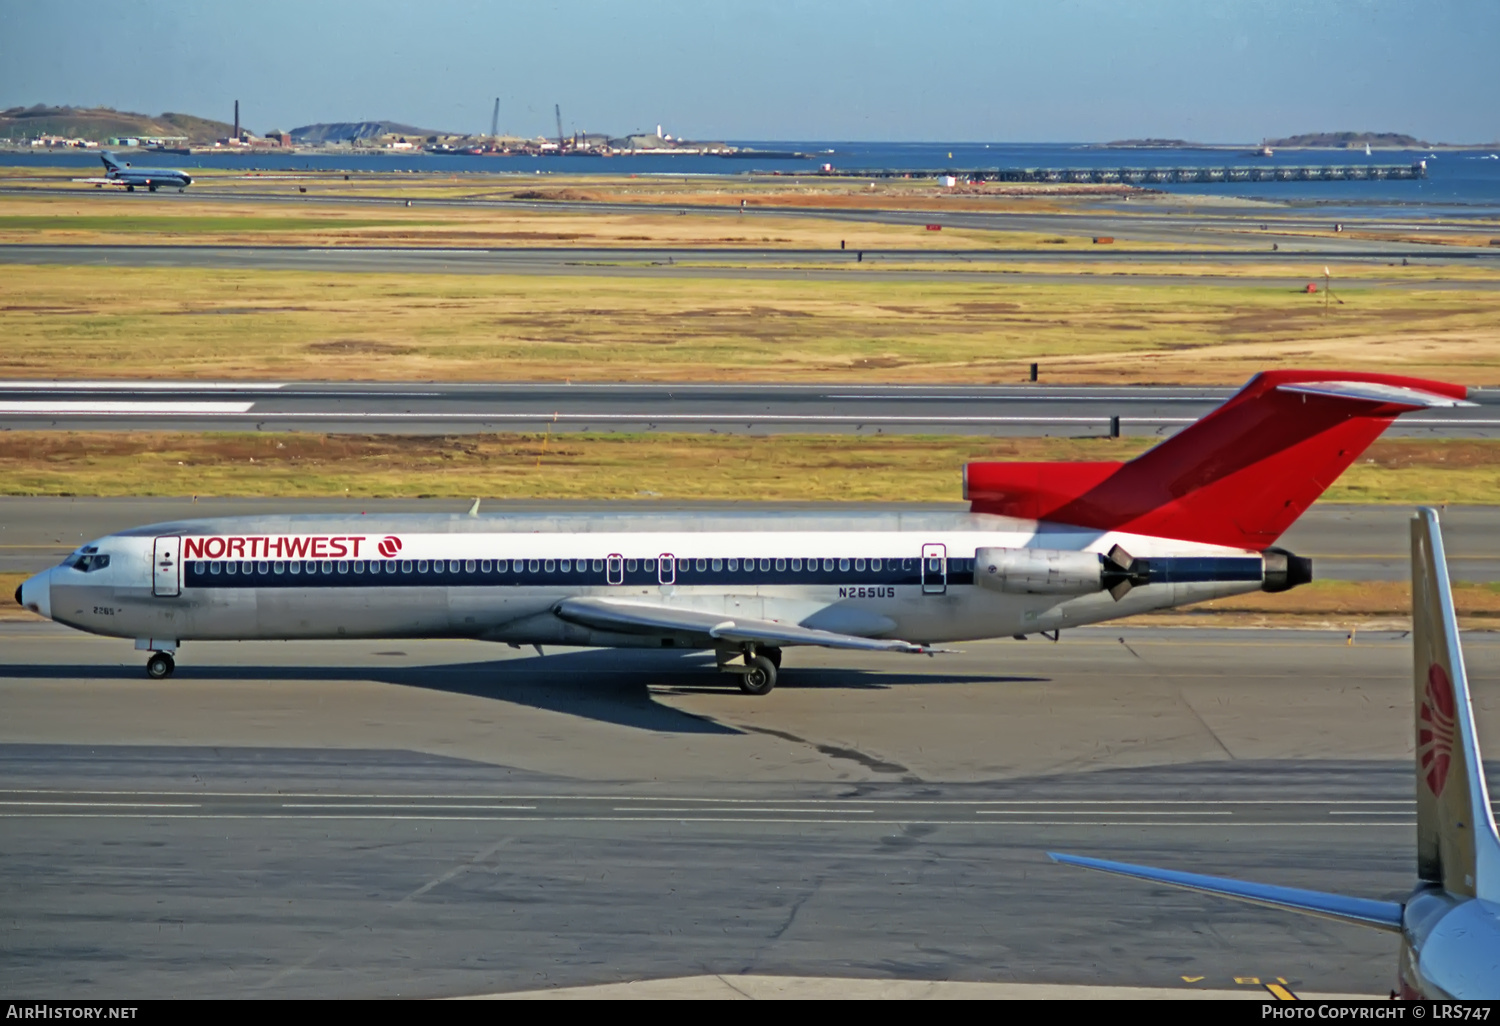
[0,401,256,415]
[0,800,201,808]
[0,813,1418,826]
[283,803,537,810]
[610,806,877,814]
[0,789,1425,805]
[976,809,1233,816]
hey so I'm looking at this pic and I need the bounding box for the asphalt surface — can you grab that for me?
[3,380,1498,436]
[4,242,1498,280]
[2,495,1496,583]
[4,619,1473,998]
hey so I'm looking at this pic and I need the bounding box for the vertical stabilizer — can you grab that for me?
[966,372,1469,549]
[1411,507,1500,898]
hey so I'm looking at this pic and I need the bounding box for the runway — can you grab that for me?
[5,241,1498,278]
[3,380,1498,436]
[3,620,1467,998]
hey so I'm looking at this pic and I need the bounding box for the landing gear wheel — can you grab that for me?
[145,652,175,680]
[126,185,135,192]
[739,654,777,696]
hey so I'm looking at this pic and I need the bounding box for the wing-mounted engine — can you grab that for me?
[975,546,1148,600]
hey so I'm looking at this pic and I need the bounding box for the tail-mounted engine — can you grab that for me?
[975,545,1148,601]
[975,545,1309,602]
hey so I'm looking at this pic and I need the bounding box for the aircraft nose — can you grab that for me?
[17,570,51,620]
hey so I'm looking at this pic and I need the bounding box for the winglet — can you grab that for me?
[1411,507,1500,899]
[468,498,481,518]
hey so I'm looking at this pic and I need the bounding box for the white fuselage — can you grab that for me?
[21,509,1271,651]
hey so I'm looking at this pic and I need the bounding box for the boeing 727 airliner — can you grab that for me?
[93,151,193,192]
[14,371,1471,693]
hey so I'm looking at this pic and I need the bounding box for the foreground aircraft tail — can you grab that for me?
[1411,507,1500,899]
[101,151,121,172]
[966,371,1469,549]
[1050,507,1495,930]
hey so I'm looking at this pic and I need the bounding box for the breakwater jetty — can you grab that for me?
[819,161,1428,184]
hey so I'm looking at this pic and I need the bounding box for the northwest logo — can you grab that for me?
[377,536,403,559]
[1419,662,1457,797]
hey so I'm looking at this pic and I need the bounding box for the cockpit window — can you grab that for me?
[69,553,111,572]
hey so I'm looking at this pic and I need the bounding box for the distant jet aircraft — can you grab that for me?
[94,151,192,192]
[1052,507,1500,1000]
[14,371,1471,691]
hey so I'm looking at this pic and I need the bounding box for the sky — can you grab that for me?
[1,0,1496,143]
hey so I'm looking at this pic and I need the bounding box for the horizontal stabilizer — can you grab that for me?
[1048,852,1402,933]
[553,597,945,654]
[1279,381,1474,408]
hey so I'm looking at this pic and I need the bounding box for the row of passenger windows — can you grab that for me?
[191,556,924,577]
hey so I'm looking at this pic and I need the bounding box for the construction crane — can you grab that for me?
[555,104,564,150]
[490,98,499,141]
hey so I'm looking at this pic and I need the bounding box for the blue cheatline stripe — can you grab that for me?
[178,555,1263,591]
[183,555,968,589]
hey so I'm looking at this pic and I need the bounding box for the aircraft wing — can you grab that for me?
[1048,852,1403,933]
[553,596,946,654]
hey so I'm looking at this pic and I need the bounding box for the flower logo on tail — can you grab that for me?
[377,536,403,559]
[1419,663,1456,797]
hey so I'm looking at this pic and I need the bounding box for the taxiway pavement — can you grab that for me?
[2,620,1465,998]
[2,380,1497,436]
[4,242,1498,278]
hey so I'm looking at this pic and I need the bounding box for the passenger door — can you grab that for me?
[658,553,676,586]
[921,542,947,595]
[153,536,182,597]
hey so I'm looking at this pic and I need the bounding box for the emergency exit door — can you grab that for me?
[153,536,182,597]
[921,543,947,595]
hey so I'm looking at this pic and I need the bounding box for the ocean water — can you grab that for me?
[8,141,1499,214]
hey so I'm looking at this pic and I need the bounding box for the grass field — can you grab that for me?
[1,433,1496,504]
[0,191,1102,250]
[4,263,1498,384]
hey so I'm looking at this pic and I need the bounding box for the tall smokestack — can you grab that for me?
[233,100,239,140]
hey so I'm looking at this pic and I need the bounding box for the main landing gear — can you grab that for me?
[719,646,782,696]
[145,652,175,679]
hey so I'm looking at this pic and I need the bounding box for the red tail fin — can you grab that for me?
[965,371,1468,549]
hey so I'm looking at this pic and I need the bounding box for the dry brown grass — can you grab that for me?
[1,433,1495,505]
[0,191,1042,250]
[4,264,1498,384]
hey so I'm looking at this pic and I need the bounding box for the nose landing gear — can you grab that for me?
[145,652,175,679]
